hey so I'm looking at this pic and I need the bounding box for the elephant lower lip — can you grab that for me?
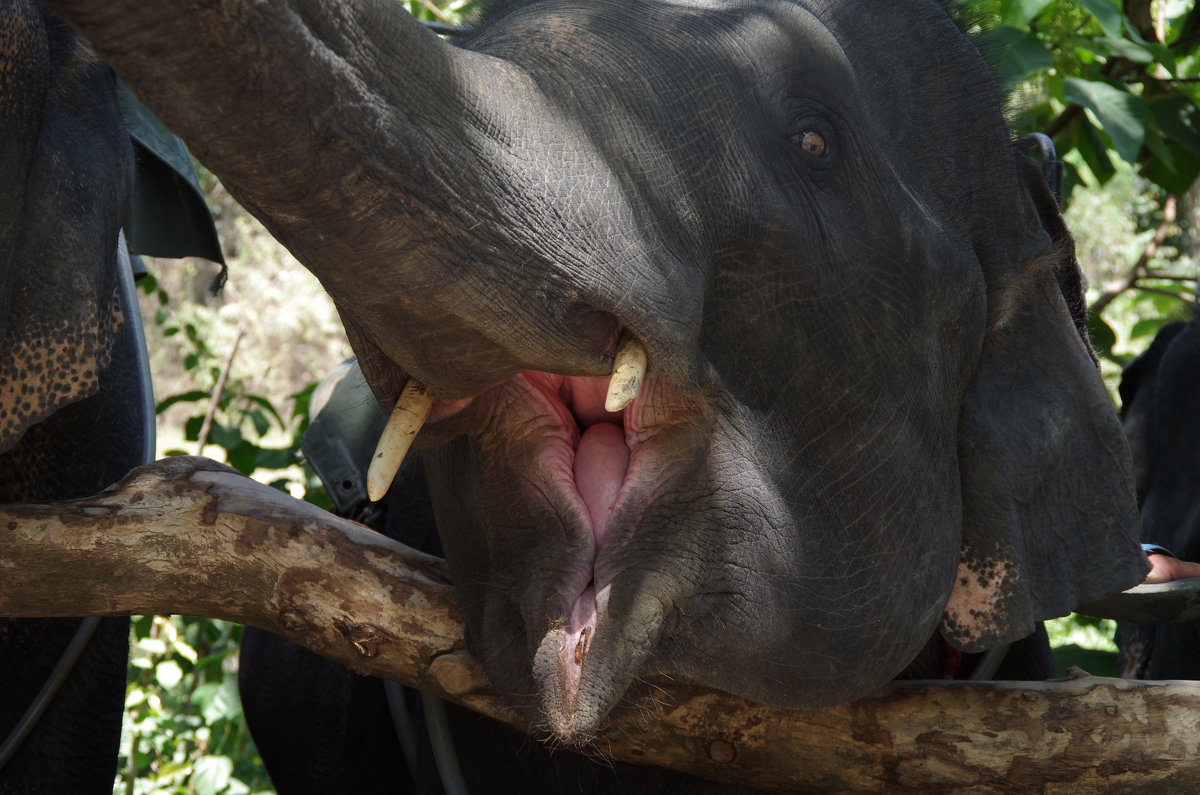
[520,371,640,557]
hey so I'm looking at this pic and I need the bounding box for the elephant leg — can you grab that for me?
[238,627,415,794]
[0,617,129,794]
[1144,622,1200,680]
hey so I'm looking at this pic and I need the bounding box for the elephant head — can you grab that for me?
[47,0,1147,740]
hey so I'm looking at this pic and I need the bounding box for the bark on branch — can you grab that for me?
[3,457,1200,792]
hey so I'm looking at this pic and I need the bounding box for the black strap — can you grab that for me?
[1018,133,1064,209]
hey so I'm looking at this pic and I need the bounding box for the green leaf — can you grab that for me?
[155,660,184,688]
[1142,132,1200,195]
[254,447,298,471]
[1172,3,1200,59]
[1144,287,1193,314]
[243,394,285,426]
[1140,94,1200,193]
[1087,312,1118,359]
[193,677,244,725]
[246,409,270,437]
[1078,0,1123,38]
[172,640,200,665]
[1130,316,1172,340]
[1143,125,1176,172]
[136,637,167,656]
[192,755,233,795]
[1147,94,1200,160]
[268,478,295,494]
[184,415,204,442]
[1094,36,1155,65]
[209,423,244,451]
[977,26,1053,85]
[226,441,259,475]
[1074,114,1117,184]
[1064,78,1149,164]
[1000,0,1053,25]
[1122,26,1177,76]
[155,390,212,414]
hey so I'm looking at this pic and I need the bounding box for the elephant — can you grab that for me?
[0,4,139,789]
[41,0,1149,788]
[1117,316,1200,679]
[0,1,219,789]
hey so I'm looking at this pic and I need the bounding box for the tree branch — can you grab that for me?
[1137,272,1198,282]
[1132,284,1194,303]
[1089,195,1178,316]
[3,457,1200,791]
[196,328,243,454]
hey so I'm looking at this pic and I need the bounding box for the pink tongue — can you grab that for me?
[574,422,629,550]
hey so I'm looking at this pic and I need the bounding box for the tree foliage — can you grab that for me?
[965,0,1200,368]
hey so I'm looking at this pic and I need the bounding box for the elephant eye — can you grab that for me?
[791,130,828,157]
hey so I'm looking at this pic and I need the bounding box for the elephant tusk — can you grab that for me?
[367,379,436,502]
[604,332,648,412]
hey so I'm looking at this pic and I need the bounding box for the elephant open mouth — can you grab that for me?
[382,350,713,735]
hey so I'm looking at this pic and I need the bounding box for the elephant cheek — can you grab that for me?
[0,287,123,454]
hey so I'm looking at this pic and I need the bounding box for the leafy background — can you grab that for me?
[114,0,1199,791]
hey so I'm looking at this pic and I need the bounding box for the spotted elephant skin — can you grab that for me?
[44,0,1147,778]
[0,1,141,790]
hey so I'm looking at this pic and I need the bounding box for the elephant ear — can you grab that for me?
[940,153,1148,653]
[0,14,131,455]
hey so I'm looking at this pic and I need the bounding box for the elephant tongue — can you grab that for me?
[573,421,629,551]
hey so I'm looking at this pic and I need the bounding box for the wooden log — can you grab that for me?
[2,456,1199,792]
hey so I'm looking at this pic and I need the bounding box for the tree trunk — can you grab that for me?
[2,456,1199,792]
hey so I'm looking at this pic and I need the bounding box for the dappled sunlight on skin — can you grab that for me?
[1144,553,1200,584]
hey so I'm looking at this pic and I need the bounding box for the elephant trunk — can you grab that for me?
[42,0,636,402]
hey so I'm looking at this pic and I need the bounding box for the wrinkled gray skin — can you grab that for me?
[1,1,139,790]
[1117,318,1200,678]
[47,0,1148,744]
